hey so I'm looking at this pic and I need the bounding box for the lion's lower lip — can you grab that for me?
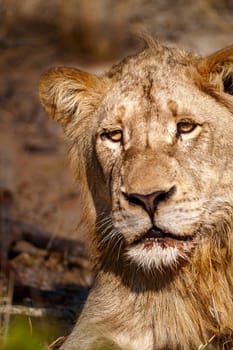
[134,226,194,245]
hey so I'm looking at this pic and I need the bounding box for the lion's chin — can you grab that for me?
[126,226,195,270]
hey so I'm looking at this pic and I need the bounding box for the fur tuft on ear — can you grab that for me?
[198,45,233,95]
[39,67,109,127]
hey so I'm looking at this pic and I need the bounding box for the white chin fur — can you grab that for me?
[125,244,189,271]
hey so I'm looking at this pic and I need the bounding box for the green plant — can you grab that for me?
[0,317,54,350]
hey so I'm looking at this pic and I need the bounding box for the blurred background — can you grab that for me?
[0,1,232,348]
[1,0,233,58]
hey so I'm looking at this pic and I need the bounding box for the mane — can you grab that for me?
[92,203,233,348]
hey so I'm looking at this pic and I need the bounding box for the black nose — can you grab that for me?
[123,186,176,222]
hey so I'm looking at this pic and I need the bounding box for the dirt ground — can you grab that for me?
[0,1,232,347]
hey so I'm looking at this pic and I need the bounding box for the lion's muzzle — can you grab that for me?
[122,185,176,223]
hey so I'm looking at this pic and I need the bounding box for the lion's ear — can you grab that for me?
[39,67,108,127]
[198,45,233,95]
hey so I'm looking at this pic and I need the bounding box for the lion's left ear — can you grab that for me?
[198,45,233,95]
[39,67,109,128]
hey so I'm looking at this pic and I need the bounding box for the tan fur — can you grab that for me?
[39,38,233,350]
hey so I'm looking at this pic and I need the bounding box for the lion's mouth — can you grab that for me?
[133,226,194,249]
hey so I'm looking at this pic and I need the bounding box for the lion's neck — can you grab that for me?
[95,239,233,349]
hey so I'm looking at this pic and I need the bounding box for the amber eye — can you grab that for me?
[102,130,123,142]
[177,122,197,135]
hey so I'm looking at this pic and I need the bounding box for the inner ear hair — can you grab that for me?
[199,45,233,95]
[222,68,233,95]
[212,59,233,95]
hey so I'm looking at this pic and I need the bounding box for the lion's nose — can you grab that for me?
[123,186,176,222]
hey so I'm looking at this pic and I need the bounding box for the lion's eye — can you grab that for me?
[177,122,197,135]
[102,130,123,142]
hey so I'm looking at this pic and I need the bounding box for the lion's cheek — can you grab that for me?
[95,139,122,181]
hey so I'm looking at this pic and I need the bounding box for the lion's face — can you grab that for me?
[95,62,233,270]
[39,42,233,271]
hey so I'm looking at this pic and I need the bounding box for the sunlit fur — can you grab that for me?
[39,38,233,349]
[125,243,189,271]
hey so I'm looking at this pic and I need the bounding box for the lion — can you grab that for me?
[39,38,233,350]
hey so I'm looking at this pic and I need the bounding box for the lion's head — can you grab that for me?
[39,40,233,271]
[39,39,233,348]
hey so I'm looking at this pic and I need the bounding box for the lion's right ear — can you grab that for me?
[198,45,233,95]
[39,67,109,128]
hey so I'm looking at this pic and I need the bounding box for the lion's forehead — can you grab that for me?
[101,74,212,133]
